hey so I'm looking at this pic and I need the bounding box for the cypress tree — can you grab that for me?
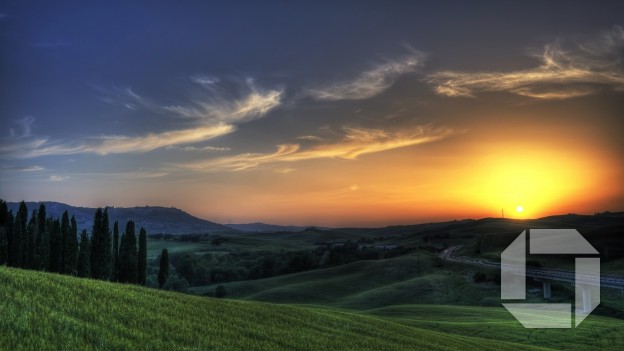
[118,220,138,284]
[48,219,62,272]
[77,229,91,278]
[138,227,147,285]
[0,200,9,265]
[60,210,69,270]
[10,211,24,267]
[90,208,102,279]
[36,203,48,270]
[18,201,27,266]
[5,211,14,266]
[37,203,46,237]
[102,208,112,279]
[62,215,78,275]
[112,221,119,281]
[26,210,37,269]
[158,248,169,289]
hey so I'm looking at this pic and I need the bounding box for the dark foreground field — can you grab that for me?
[1,266,623,350]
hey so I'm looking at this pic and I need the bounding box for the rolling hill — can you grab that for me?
[6,201,231,235]
[0,266,545,351]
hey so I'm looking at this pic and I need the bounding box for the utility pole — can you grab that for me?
[501,208,505,218]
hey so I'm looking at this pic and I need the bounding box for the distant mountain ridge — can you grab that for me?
[5,201,230,235]
[224,223,328,233]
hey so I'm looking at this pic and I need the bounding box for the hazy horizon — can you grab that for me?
[2,1,623,227]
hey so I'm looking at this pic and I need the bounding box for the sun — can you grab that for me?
[516,205,524,213]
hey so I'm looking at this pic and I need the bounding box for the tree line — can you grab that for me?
[0,200,162,286]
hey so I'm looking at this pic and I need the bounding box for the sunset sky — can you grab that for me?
[1,1,623,226]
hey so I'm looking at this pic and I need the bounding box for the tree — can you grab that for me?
[90,208,112,280]
[112,221,119,281]
[10,210,24,267]
[118,220,138,284]
[26,210,37,269]
[101,208,112,278]
[36,203,48,269]
[60,210,69,270]
[48,219,62,272]
[158,248,169,288]
[0,200,9,265]
[215,285,227,298]
[62,215,78,275]
[17,201,28,266]
[138,227,147,285]
[77,229,91,277]
[5,211,14,266]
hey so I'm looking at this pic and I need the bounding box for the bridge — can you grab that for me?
[440,246,624,310]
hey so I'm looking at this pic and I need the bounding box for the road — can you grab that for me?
[439,246,624,290]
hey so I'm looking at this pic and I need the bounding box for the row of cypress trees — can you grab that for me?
[0,200,148,286]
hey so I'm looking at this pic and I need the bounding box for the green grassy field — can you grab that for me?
[366,305,624,351]
[147,234,315,259]
[0,266,548,351]
[189,252,501,308]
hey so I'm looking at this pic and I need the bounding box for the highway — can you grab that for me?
[440,246,624,290]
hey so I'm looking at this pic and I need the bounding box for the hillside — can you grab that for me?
[6,201,231,235]
[225,223,310,232]
[0,267,544,351]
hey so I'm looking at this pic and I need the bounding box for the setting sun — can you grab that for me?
[516,205,524,213]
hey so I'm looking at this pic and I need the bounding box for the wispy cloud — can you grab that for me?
[176,125,455,172]
[2,124,234,158]
[48,175,68,182]
[163,87,283,124]
[190,75,220,87]
[1,164,45,172]
[296,135,323,141]
[2,79,283,158]
[165,145,231,152]
[427,26,624,99]
[9,116,35,138]
[307,51,425,101]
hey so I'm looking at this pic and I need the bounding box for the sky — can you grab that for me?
[1,1,623,227]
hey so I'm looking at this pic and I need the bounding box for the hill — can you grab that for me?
[0,266,544,351]
[6,201,231,235]
[224,222,310,232]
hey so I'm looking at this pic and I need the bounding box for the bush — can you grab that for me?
[473,271,487,283]
[215,285,227,298]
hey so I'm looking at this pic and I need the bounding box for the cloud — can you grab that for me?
[307,52,425,100]
[0,164,45,172]
[176,125,455,172]
[2,79,282,158]
[5,124,234,158]
[165,145,231,152]
[161,79,283,124]
[273,167,296,174]
[296,135,323,141]
[48,175,68,182]
[426,26,624,99]
[191,75,220,87]
[9,116,35,137]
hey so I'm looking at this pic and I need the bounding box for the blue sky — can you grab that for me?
[1,1,623,226]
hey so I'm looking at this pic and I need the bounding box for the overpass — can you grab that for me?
[440,246,624,293]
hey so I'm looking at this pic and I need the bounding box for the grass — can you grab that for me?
[189,252,502,308]
[0,266,547,351]
[147,235,315,259]
[365,305,624,351]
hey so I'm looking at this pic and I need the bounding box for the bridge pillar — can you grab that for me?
[580,285,591,313]
[543,280,552,299]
